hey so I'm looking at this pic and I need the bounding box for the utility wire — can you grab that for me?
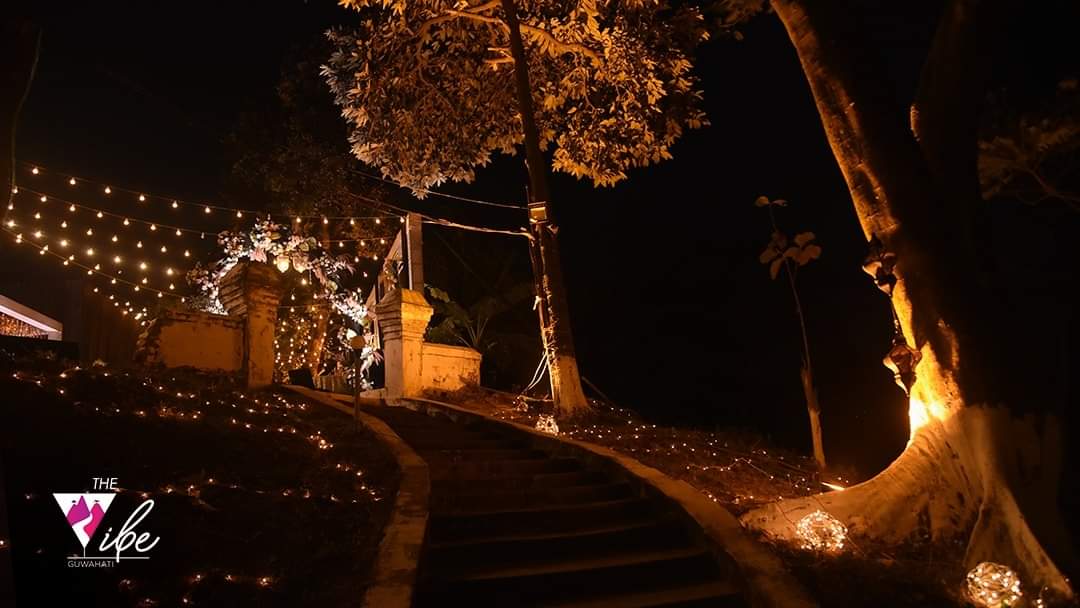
[347,167,525,210]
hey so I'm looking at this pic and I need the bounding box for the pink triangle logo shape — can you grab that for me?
[53,493,116,550]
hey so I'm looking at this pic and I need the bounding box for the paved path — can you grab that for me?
[360,404,748,608]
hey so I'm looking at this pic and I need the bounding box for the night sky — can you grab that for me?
[5,2,1078,479]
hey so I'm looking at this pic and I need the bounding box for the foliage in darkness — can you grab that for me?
[322,0,709,192]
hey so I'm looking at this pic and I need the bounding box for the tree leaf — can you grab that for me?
[794,231,816,246]
[769,257,783,280]
[754,195,770,207]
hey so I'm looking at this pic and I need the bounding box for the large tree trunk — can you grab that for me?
[743,0,1076,598]
[500,0,589,415]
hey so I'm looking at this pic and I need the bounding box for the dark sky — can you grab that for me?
[5,1,1078,478]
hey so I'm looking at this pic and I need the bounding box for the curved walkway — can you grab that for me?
[362,403,748,607]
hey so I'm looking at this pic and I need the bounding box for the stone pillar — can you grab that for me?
[373,288,433,400]
[219,261,284,388]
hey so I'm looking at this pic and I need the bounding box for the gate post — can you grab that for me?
[373,288,433,400]
[219,261,284,388]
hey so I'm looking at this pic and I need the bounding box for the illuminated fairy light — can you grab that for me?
[20,161,400,222]
[13,187,211,237]
[965,562,1022,608]
[794,510,847,552]
[535,414,559,435]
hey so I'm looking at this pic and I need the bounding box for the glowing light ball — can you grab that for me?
[794,510,847,552]
[535,415,559,435]
[275,257,290,273]
[966,562,1022,608]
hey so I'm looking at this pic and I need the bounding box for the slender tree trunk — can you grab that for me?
[307,222,333,375]
[743,0,1076,598]
[500,0,588,414]
[770,207,827,470]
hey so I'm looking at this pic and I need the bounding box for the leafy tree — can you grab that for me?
[322,0,708,192]
[322,0,708,414]
[755,196,825,471]
[228,41,395,375]
[979,78,1080,208]
[721,0,1076,598]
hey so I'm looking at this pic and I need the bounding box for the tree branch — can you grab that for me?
[911,0,1008,209]
[416,8,601,65]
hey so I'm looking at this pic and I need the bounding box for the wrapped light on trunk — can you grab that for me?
[794,510,847,552]
[966,562,1022,608]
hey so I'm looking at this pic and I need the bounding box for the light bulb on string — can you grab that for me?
[149,224,157,231]
[69,205,75,212]
[69,177,76,186]
[104,186,111,194]
[204,206,211,214]
[40,195,47,202]
[31,167,39,175]
[175,229,182,237]
[138,194,146,202]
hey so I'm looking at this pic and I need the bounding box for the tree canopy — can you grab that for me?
[321,0,709,192]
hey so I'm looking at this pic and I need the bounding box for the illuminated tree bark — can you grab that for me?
[742,0,1077,598]
[501,0,589,414]
[306,222,333,375]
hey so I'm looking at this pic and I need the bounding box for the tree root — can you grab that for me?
[741,406,1076,600]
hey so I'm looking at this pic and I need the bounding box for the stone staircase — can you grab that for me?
[360,404,749,608]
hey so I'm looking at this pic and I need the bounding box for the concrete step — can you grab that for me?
[407,437,524,451]
[429,457,581,481]
[431,470,610,493]
[416,546,722,606]
[419,448,547,463]
[426,516,690,571]
[430,481,635,514]
[394,428,496,442]
[427,497,658,542]
[547,580,746,608]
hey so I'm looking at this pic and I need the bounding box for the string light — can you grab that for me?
[16,161,402,222]
[794,510,847,552]
[966,563,1022,608]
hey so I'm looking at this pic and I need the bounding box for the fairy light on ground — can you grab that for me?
[966,562,1022,608]
[794,510,847,552]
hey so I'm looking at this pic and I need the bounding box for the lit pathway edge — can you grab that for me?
[397,396,819,608]
[284,385,430,608]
